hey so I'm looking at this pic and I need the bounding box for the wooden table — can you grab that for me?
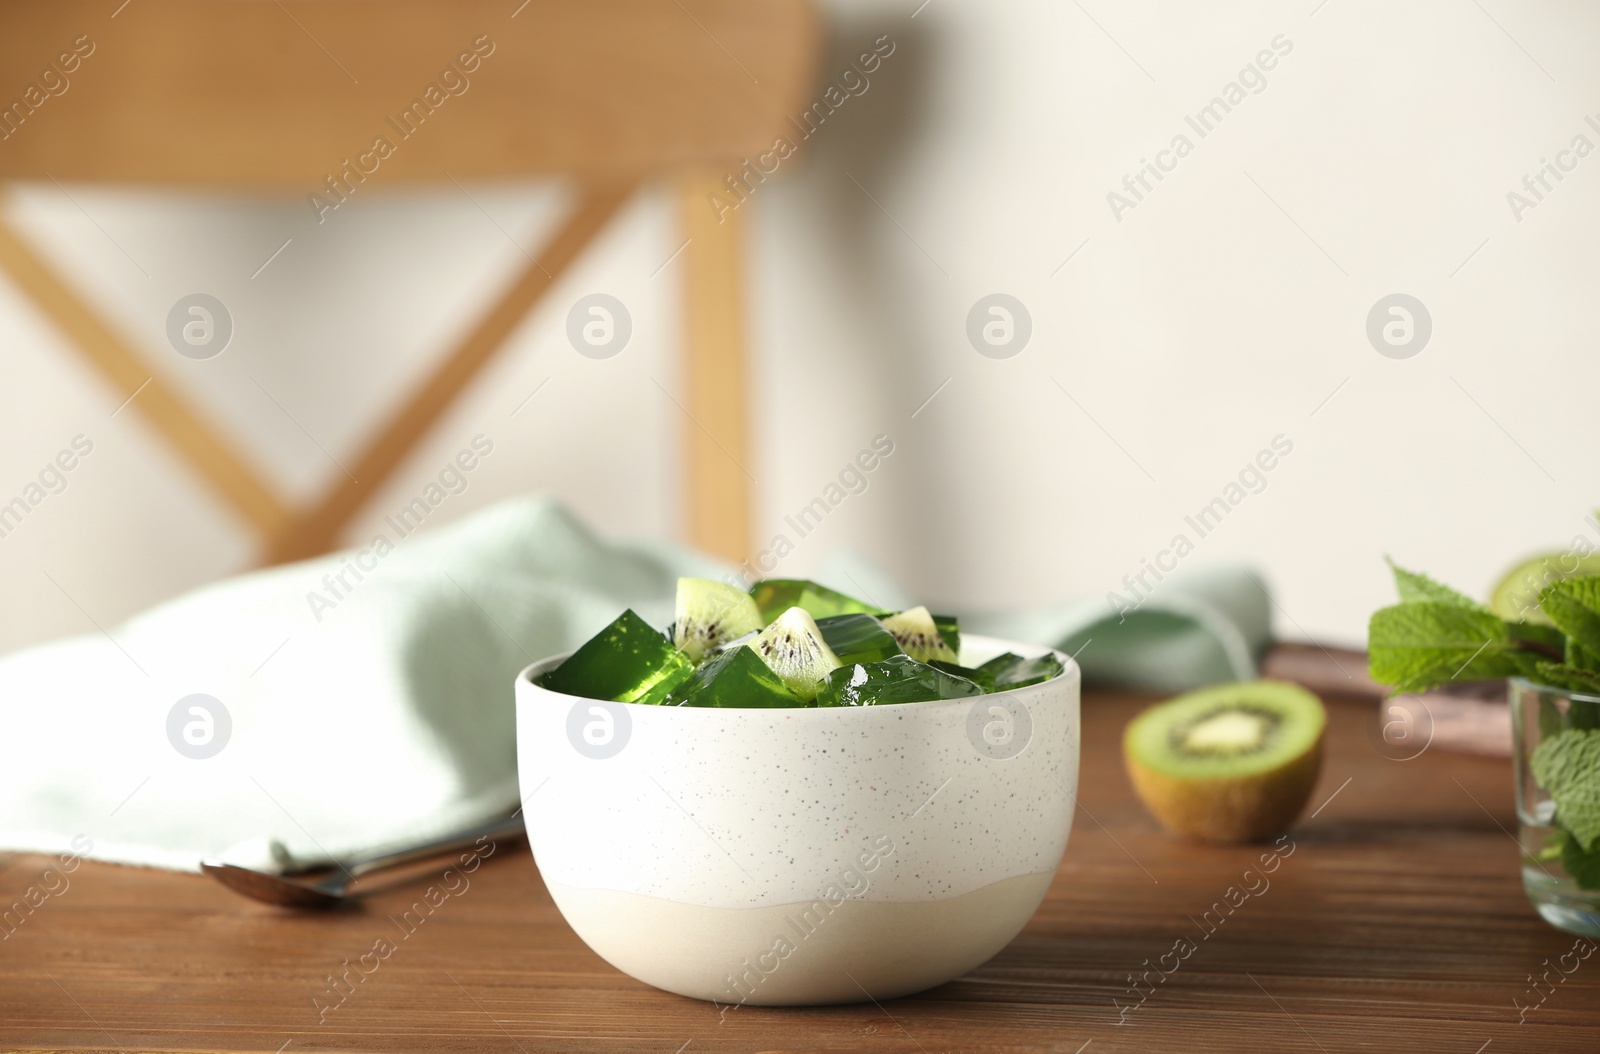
[3,690,1597,1053]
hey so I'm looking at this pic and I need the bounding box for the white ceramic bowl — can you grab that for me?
[515,634,1079,1006]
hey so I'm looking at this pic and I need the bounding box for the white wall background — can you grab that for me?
[3,0,1598,654]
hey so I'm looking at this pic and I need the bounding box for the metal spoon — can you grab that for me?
[200,813,527,908]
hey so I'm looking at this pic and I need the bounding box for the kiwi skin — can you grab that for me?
[1123,681,1326,844]
[1125,736,1323,843]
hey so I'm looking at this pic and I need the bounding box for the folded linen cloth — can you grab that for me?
[0,497,1270,872]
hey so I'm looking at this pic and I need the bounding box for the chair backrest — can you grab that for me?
[0,0,816,566]
[0,0,820,187]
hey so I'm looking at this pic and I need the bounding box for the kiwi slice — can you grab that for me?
[672,577,764,662]
[1123,680,1325,844]
[879,605,958,663]
[750,607,842,702]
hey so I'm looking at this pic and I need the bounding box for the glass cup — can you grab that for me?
[1510,678,1600,936]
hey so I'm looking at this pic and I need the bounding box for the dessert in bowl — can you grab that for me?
[515,579,1080,1006]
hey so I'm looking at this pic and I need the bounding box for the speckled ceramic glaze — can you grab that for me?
[515,635,1079,1006]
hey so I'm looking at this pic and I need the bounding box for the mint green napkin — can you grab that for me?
[0,497,1269,872]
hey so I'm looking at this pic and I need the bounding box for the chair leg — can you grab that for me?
[678,170,753,568]
[0,202,289,538]
[262,183,636,565]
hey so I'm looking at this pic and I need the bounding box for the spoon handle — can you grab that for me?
[343,813,527,879]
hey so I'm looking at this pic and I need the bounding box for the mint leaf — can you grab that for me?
[1569,637,1600,673]
[1367,602,1535,693]
[1537,577,1600,657]
[1530,729,1600,850]
[1386,557,1489,611]
[1533,662,1600,696]
[1560,829,1600,890]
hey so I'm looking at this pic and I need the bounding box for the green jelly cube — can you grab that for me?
[815,654,985,707]
[975,652,1064,691]
[537,609,694,705]
[749,579,877,623]
[669,646,803,708]
[930,660,993,691]
[816,613,903,665]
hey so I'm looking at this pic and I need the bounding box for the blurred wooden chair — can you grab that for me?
[0,0,820,565]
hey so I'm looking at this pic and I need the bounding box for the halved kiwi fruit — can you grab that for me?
[750,607,842,702]
[672,577,764,662]
[1123,680,1325,844]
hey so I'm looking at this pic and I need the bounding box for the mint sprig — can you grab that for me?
[1532,662,1600,696]
[1366,560,1555,694]
[1567,636,1600,673]
[1367,556,1600,890]
[1531,729,1600,850]
[1385,556,1489,611]
[1539,578,1600,658]
[1560,830,1600,889]
[1367,602,1539,693]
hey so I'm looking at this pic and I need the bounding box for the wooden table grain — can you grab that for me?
[2,690,1597,1053]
